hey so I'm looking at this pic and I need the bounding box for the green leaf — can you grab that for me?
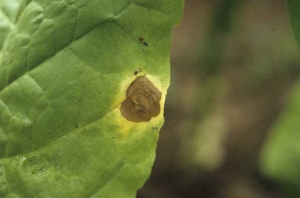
[287,0,300,47]
[0,0,183,197]
[260,80,300,198]
[260,2,300,197]
[0,0,22,51]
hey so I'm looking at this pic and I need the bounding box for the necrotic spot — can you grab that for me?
[120,76,161,122]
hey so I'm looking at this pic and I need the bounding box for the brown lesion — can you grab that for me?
[121,76,162,122]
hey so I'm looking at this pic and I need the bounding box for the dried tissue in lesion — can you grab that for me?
[120,76,161,122]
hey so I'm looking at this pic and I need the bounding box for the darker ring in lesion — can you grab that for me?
[120,76,162,122]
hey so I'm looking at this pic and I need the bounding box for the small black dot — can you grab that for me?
[139,37,144,42]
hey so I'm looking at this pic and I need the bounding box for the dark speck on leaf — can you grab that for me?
[139,37,144,42]
[75,124,78,128]
[151,127,158,131]
[139,37,148,46]
[134,68,142,75]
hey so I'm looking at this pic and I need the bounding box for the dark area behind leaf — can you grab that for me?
[138,0,300,197]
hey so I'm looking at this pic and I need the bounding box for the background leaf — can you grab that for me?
[260,81,300,198]
[287,0,300,48]
[260,1,300,197]
[0,0,183,197]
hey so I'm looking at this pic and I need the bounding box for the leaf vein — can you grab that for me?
[0,104,122,162]
[89,163,124,198]
[65,47,103,76]
[0,0,133,94]
[0,8,15,29]
[132,1,170,18]
[111,19,140,45]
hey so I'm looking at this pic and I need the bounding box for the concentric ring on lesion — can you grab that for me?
[120,76,161,122]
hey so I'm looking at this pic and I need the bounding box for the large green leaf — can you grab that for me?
[0,0,183,197]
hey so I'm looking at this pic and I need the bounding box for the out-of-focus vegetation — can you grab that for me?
[138,0,300,197]
[261,1,300,198]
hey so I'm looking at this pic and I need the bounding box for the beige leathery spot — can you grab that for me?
[120,76,162,122]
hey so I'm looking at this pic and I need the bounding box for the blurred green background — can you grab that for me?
[138,0,300,197]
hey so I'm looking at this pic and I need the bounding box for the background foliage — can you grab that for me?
[138,0,300,197]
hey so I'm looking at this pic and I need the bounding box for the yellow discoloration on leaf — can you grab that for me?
[114,108,163,139]
[111,73,166,137]
[114,73,165,116]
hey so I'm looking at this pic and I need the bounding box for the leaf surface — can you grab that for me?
[0,0,21,51]
[0,0,183,197]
